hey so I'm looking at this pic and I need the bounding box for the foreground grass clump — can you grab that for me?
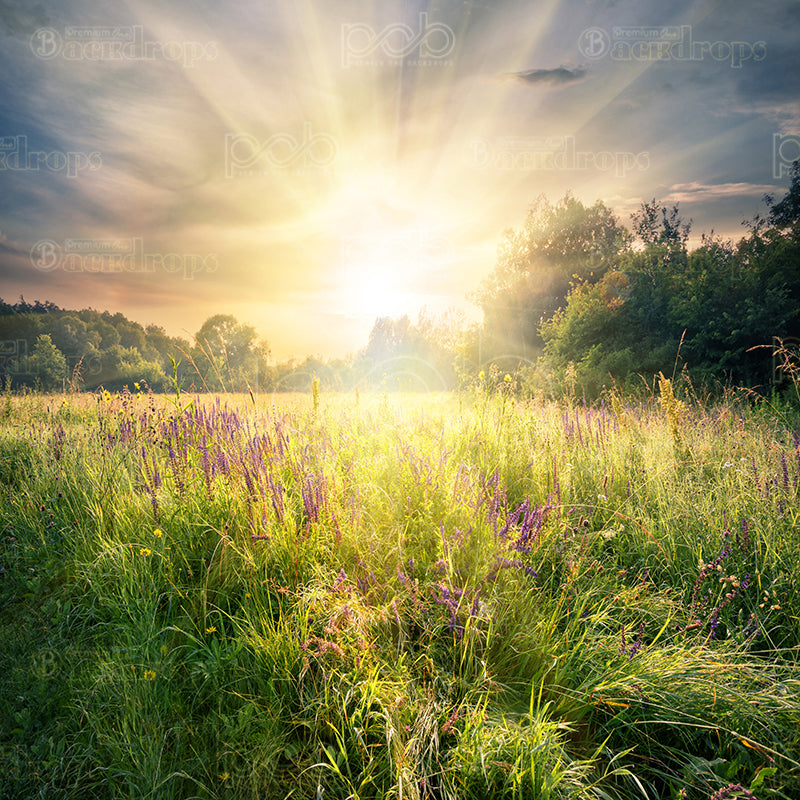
[1,386,799,799]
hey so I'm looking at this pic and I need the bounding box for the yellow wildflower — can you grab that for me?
[205,625,217,634]
[504,374,512,383]
[140,547,152,556]
[143,669,156,681]
[153,528,163,538]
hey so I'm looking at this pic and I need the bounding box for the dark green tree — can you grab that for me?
[20,334,67,391]
[475,192,630,358]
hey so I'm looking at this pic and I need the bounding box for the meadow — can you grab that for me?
[1,380,799,799]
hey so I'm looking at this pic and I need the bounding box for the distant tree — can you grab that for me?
[97,345,166,391]
[19,334,67,391]
[192,314,271,391]
[359,311,461,390]
[364,316,412,361]
[49,314,97,359]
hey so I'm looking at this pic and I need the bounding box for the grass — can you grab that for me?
[0,384,799,799]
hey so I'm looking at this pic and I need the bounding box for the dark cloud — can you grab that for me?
[509,66,588,87]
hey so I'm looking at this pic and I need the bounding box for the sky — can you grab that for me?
[0,0,798,360]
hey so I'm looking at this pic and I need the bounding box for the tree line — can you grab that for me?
[469,163,800,397]
[2,163,799,397]
[0,300,458,394]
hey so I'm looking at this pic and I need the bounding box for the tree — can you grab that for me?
[631,199,691,249]
[192,315,271,391]
[539,273,674,398]
[20,334,67,391]
[98,345,166,391]
[475,193,630,356]
[764,161,800,234]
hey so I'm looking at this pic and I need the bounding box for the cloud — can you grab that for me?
[661,181,780,205]
[0,0,51,37]
[508,66,587,87]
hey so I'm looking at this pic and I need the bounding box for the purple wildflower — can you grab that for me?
[741,613,759,641]
[619,623,645,659]
[710,783,757,800]
[332,568,348,592]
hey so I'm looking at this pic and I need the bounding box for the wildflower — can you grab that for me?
[153,528,163,538]
[503,374,512,383]
[143,669,156,681]
[205,626,217,634]
[710,783,756,800]
[478,371,485,380]
[139,547,152,556]
[218,772,230,781]
[332,568,348,592]
[102,390,112,402]
[441,706,460,734]
[619,622,645,659]
[134,382,140,391]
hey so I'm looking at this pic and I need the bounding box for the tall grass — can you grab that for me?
[1,384,798,799]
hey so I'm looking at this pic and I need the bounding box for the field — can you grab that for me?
[1,384,799,799]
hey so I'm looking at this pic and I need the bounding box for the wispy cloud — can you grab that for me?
[662,182,779,204]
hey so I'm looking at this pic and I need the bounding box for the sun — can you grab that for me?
[338,226,418,318]
[348,273,407,319]
[322,172,460,320]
